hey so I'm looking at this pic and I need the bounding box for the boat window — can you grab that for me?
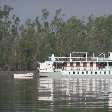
[109,71,110,74]
[104,62,107,66]
[77,71,79,74]
[73,71,75,74]
[91,71,93,74]
[82,72,84,74]
[70,62,73,67]
[76,62,80,67]
[63,62,67,66]
[99,62,107,67]
[90,62,93,67]
[55,63,63,69]
[104,71,106,74]
[95,72,97,74]
[96,62,99,67]
[53,62,56,67]
[69,72,70,74]
[83,62,87,67]
[109,62,112,66]
[86,71,88,74]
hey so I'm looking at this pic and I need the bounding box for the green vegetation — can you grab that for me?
[0,5,112,70]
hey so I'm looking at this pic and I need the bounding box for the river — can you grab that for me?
[0,73,112,112]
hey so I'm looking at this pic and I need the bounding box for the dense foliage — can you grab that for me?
[0,5,112,70]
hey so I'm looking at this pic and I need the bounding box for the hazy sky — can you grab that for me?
[1,0,112,22]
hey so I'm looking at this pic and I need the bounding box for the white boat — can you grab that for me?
[37,52,112,77]
[14,72,34,79]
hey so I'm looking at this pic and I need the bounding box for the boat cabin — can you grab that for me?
[38,52,112,73]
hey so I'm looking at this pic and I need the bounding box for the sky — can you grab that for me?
[1,0,112,23]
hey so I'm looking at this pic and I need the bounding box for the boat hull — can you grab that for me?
[39,72,112,79]
[39,72,62,77]
[14,73,34,79]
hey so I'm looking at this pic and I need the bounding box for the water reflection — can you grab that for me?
[38,77,112,111]
[1,75,112,112]
[0,79,13,112]
[38,78,53,101]
[0,77,38,112]
[13,79,36,111]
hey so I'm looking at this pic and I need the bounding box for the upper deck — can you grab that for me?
[49,52,112,62]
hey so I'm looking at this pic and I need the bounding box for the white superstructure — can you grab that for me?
[38,52,112,77]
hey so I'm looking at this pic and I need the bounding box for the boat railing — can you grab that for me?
[49,56,100,61]
[99,52,105,58]
[49,52,110,62]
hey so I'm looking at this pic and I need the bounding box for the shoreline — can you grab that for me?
[10,70,37,74]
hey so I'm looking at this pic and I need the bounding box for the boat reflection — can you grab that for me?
[38,78,53,101]
[38,77,112,108]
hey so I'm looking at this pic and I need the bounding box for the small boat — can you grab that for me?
[14,72,34,79]
[37,52,112,77]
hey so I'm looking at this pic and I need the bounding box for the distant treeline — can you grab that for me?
[0,5,112,71]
